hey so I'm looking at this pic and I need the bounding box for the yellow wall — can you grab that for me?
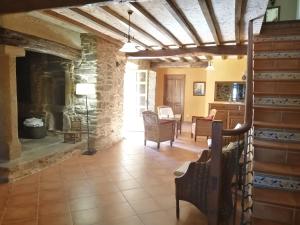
[155,58,247,121]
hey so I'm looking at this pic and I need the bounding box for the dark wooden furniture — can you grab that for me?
[175,141,244,222]
[63,118,82,143]
[209,102,245,129]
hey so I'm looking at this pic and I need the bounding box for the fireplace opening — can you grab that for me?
[16,51,70,138]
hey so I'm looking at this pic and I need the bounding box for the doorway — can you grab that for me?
[163,74,185,117]
[123,67,156,134]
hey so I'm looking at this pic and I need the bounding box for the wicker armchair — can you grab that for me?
[142,110,175,149]
[191,109,217,141]
[175,141,244,224]
[157,105,182,135]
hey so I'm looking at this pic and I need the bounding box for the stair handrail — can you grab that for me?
[223,15,264,136]
[207,15,264,225]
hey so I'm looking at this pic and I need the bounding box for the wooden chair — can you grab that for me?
[63,118,82,143]
[175,140,244,224]
[191,109,217,141]
[142,110,175,149]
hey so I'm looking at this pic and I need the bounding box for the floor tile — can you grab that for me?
[122,188,151,202]
[128,197,161,214]
[0,128,209,225]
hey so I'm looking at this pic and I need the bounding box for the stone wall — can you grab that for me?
[75,34,126,150]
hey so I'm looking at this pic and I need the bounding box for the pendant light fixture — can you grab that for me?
[119,10,139,53]
[206,60,214,71]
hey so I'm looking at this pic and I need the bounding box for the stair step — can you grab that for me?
[254,121,300,129]
[254,58,300,71]
[254,80,300,95]
[254,161,300,177]
[253,188,300,224]
[253,218,287,225]
[253,139,300,151]
[254,146,300,166]
[254,40,300,51]
[260,21,300,37]
[253,188,300,208]
[253,105,300,111]
[254,92,300,96]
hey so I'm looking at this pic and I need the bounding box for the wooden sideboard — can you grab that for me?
[209,102,245,129]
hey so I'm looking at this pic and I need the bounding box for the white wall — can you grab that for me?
[297,0,300,19]
[268,0,297,21]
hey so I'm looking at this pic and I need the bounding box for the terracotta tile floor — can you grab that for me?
[0,129,209,225]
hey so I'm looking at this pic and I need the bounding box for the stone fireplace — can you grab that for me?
[16,51,74,135]
[0,34,126,181]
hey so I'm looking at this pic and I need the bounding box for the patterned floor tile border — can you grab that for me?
[254,96,300,106]
[254,35,300,42]
[254,72,300,80]
[254,128,300,142]
[254,172,300,191]
[254,51,300,58]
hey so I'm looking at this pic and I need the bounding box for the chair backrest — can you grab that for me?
[142,111,159,127]
[208,108,217,120]
[157,105,174,118]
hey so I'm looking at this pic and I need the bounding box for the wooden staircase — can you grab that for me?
[252,21,300,225]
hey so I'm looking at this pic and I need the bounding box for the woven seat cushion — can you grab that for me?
[174,161,191,177]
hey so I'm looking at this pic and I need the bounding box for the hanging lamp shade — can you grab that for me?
[206,60,214,71]
[119,41,139,52]
[119,10,139,53]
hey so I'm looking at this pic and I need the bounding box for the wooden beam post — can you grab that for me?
[70,7,149,49]
[127,45,247,58]
[130,2,182,46]
[164,0,202,46]
[43,10,122,46]
[197,0,221,45]
[101,6,165,48]
[0,27,81,60]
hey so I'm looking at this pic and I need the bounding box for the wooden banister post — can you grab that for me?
[208,120,223,225]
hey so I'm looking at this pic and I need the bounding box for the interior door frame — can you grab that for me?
[163,74,186,117]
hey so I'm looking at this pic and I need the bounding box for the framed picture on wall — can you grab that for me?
[193,82,206,96]
[265,6,280,22]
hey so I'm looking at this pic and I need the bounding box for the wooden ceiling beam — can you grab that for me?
[127,45,247,58]
[164,0,202,46]
[235,0,243,44]
[151,61,208,69]
[221,55,228,60]
[192,56,201,62]
[43,10,122,46]
[130,2,182,46]
[0,27,81,60]
[70,7,149,49]
[179,57,188,62]
[197,0,221,45]
[101,6,165,48]
[0,0,134,14]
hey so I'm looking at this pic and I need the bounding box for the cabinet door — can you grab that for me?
[214,110,227,128]
[229,116,244,129]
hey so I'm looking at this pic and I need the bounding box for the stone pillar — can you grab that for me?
[0,45,25,160]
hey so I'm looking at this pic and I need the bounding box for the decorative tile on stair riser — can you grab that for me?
[254,97,300,106]
[254,172,300,191]
[254,128,300,142]
[255,72,300,80]
[254,35,300,42]
[254,51,300,59]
